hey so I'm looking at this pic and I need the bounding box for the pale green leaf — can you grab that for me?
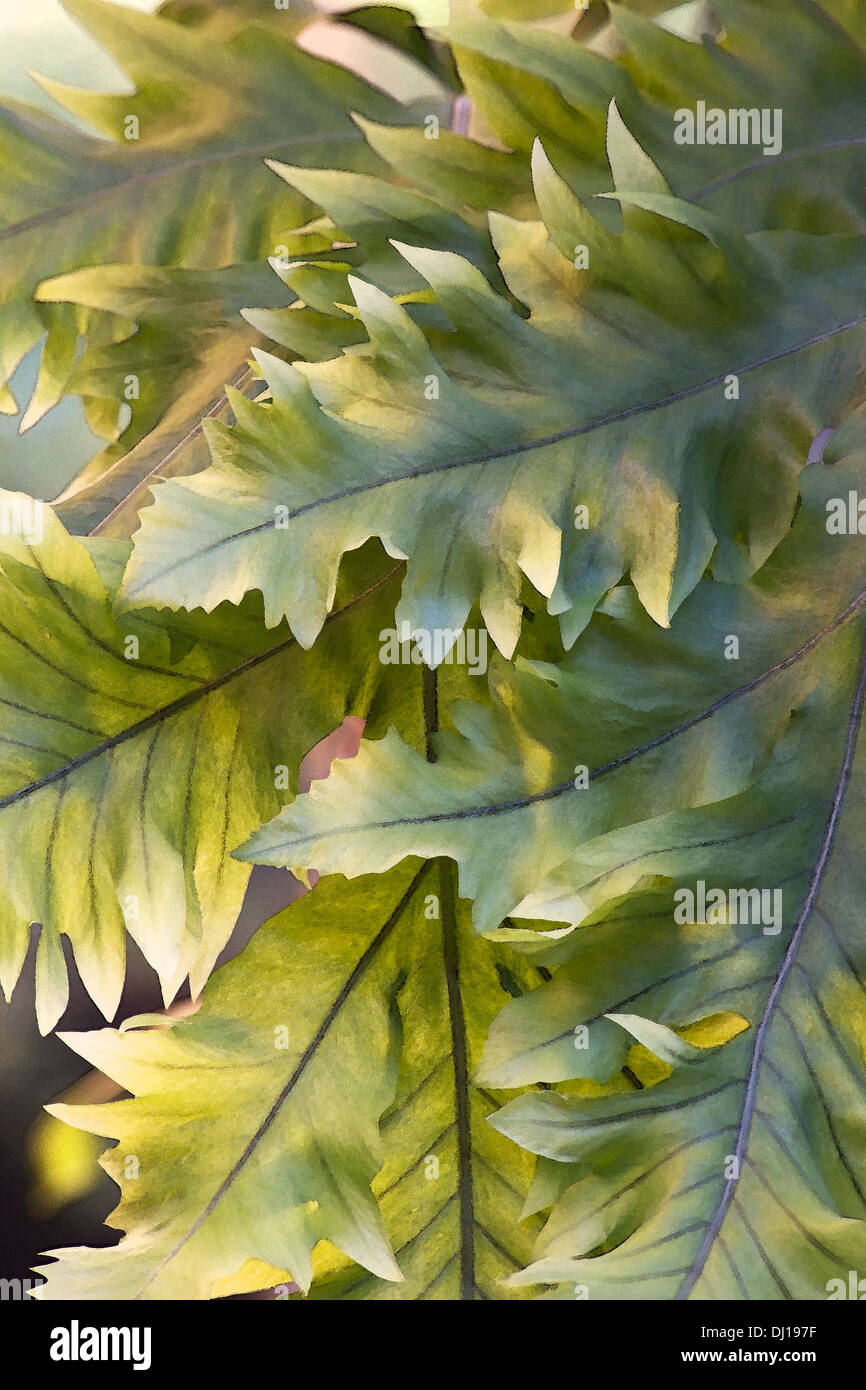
[491,670,866,1297]
[120,103,866,649]
[0,0,410,427]
[446,1,866,233]
[237,437,866,934]
[34,860,548,1300]
[0,501,407,1032]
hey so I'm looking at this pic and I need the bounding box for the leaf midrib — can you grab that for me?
[87,367,256,538]
[675,626,866,1298]
[691,133,866,203]
[129,854,492,1300]
[0,129,364,246]
[258,587,866,852]
[123,312,866,598]
[439,858,475,1300]
[0,564,401,814]
[133,863,428,1299]
[504,805,823,1064]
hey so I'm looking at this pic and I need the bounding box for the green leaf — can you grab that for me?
[488,655,866,1296]
[237,430,866,933]
[9,0,866,1309]
[301,861,548,1300]
[263,155,500,293]
[476,888,742,1087]
[120,100,866,650]
[36,262,286,531]
[0,0,407,426]
[234,417,866,1298]
[0,498,406,1033]
[446,1,866,233]
[156,0,317,34]
[34,860,546,1300]
[50,220,385,534]
[352,111,534,213]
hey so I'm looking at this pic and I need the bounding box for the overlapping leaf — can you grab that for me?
[0,0,411,434]
[35,860,549,1300]
[40,262,287,532]
[236,418,866,1301]
[0,501,408,1033]
[23,0,866,539]
[49,217,384,534]
[239,420,866,932]
[486,654,866,1298]
[11,0,866,1307]
[121,101,866,660]
[285,0,866,301]
[438,0,866,233]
